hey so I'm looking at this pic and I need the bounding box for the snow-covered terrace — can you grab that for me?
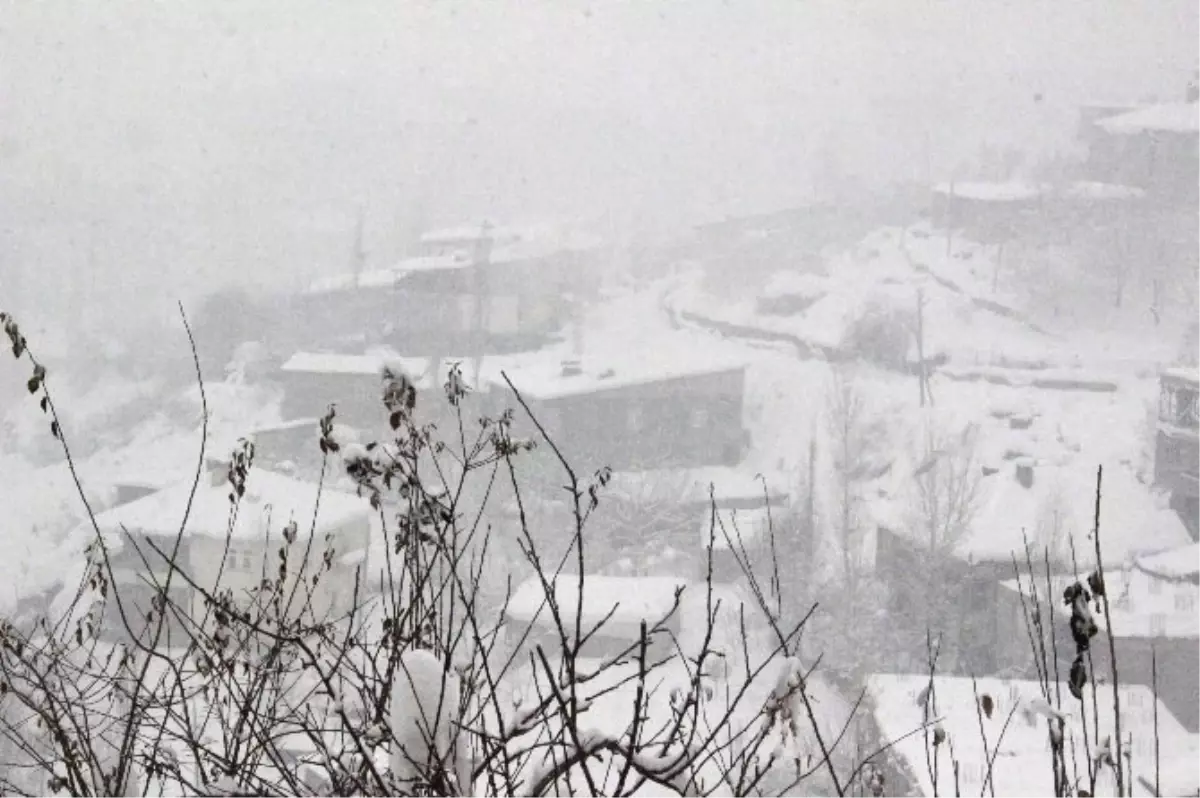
[867,673,1197,797]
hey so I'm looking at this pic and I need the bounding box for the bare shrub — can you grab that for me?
[840,297,914,369]
[0,309,892,797]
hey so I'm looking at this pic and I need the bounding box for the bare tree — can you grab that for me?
[823,367,873,598]
[906,417,984,672]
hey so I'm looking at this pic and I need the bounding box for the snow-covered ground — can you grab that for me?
[672,222,1191,375]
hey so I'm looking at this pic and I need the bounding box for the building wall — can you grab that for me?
[994,570,1200,733]
[101,533,195,644]
[279,371,381,428]
[187,516,370,629]
[876,529,1009,675]
[295,256,584,356]
[1088,635,1200,734]
[519,369,749,477]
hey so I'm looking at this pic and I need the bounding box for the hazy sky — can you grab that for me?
[1,0,1196,331]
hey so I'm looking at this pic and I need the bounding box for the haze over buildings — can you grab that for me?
[1,0,1196,333]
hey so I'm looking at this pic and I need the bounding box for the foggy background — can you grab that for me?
[2,0,1196,337]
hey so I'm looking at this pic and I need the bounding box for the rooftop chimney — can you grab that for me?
[1015,459,1035,490]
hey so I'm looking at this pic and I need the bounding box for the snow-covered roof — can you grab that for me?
[278,352,480,393]
[281,351,409,377]
[602,466,790,507]
[418,222,519,246]
[303,235,598,296]
[1163,366,1200,386]
[933,181,1048,202]
[303,255,471,295]
[485,346,753,401]
[1134,542,1199,581]
[704,506,775,551]
[84,468,369,542]
[1097,102,1200,135]
[999,564,1199,639]
[249,417,320,435]
[867,673,1196,797]
[939,463,1191,569]
[506,574,689,629]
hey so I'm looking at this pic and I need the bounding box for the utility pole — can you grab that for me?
[916,288,931,407]
[944,180,955,258]
[351,209,366,288]
[470,221,494,389]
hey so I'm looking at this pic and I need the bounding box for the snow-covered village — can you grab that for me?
[1,4,1198,797]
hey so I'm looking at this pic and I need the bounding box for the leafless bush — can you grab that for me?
[1,309,901,797]
[840,297,914,370]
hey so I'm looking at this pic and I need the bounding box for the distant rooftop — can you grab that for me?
[933,181,1048,202]
[418,222,522,246]
[303,235,599,297]
[1061,181,1147,201]
[1097,101,1200,135]
[1163,365,1200,386]
[280,351,480,391]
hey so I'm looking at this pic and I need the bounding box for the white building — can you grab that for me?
[76,459,371,639]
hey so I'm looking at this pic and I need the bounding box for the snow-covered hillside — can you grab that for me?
[665,223,1189,588]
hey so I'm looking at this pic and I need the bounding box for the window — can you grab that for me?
[1150,613,1166,638]
[1148,577,1163,596]
[1159,389,1177,425]
[226,544,257,573]
[1175,590,1196,613]
[689,406,710,430]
